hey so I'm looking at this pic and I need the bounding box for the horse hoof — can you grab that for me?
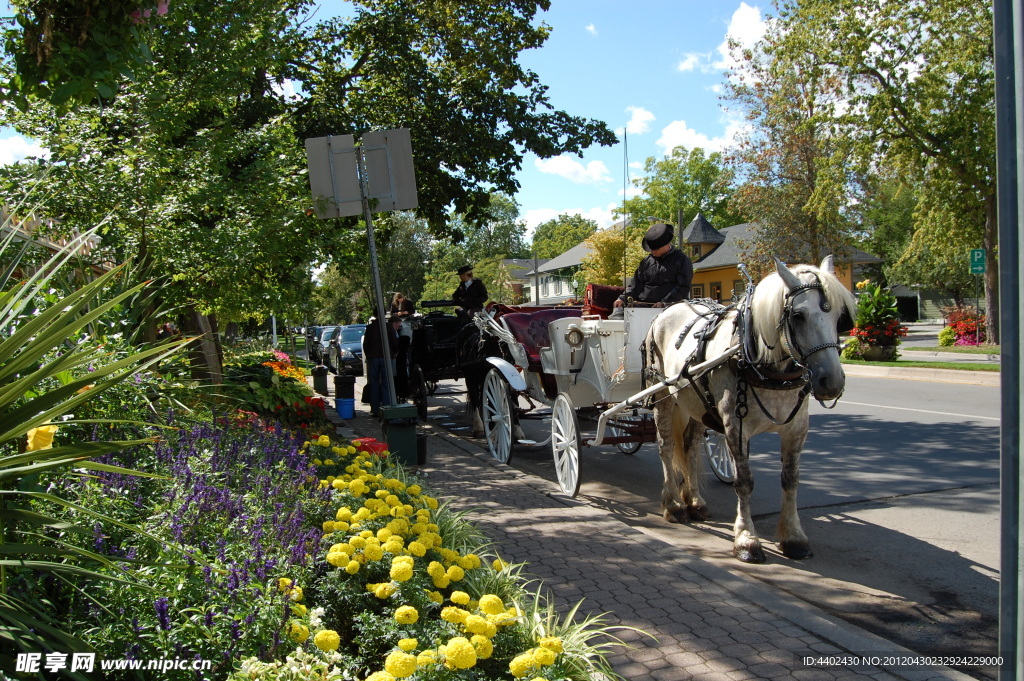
[734,543,766,564]
[780,540,813,560]
[663,507,690,524]
[688,504,710,521]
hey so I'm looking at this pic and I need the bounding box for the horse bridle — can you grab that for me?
[778,275,843,370]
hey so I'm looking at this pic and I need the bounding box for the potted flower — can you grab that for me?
[843,280,908,361]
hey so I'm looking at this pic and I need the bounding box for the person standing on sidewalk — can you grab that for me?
[363,311,399,417]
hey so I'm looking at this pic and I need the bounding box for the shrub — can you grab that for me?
[941,305,986,345]
[849,280,908,347]
[937,326,957,347]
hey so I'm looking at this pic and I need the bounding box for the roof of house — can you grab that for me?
[502,258,544,274]
[681,212,725,245]
[693,222,882,271]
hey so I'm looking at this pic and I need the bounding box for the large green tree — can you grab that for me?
[723,19,859,279]
[531,213,598,259]
[775,0,997,339]
[0,0,615,327]
[619,146,743,234]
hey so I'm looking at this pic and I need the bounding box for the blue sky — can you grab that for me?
[0,1,768,236]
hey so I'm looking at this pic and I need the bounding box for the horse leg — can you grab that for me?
[777,421,812,559]
[727,426,766,563]
[681,418,709,520]
[654,396,689,523]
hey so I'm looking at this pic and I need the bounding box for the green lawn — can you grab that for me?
[902,345,1001,355]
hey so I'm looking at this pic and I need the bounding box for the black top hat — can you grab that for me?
[457,265,474,275]
[642,222,674,252]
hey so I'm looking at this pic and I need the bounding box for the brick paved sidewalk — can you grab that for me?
[317,382,974,681]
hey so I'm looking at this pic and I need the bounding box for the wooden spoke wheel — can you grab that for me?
[412,365,429,421]
[704,429,734,483]
[551,392,582,497]
[610,416,642,455]
[481,368,514,464]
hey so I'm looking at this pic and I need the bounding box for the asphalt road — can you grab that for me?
[416,371,1001,679]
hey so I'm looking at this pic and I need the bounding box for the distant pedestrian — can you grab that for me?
[362,311,399,417]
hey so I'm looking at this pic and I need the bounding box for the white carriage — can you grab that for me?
[475,305,735,496]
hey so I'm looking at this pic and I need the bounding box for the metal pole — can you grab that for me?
[355,144,396,407]
[271,314,278,348]
[993,0,1022,677]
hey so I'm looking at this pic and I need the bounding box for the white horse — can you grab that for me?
[645,257,857,563]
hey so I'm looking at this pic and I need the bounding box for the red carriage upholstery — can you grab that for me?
[500,308,583,373]
[584,283,625,318]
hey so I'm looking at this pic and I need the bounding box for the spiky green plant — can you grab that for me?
[0,221,187,661]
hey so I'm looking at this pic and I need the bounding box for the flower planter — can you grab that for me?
[862,345,896,361]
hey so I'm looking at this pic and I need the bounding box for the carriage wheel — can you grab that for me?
[412,365,429,421]
[427,381,438,395]
[551,393,582,497]
[610,416,642,455]
[481,368,514,464]
[703,429,734,484]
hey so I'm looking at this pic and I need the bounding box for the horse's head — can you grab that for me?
[751,256,858,401]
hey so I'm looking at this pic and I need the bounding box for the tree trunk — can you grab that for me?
[983,194,999,344]
[181,305,223,384]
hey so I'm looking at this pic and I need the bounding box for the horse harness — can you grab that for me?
[647,271,842,434]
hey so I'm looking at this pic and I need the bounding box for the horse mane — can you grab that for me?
[749,263,857,366]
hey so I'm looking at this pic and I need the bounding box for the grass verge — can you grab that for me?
[902,345,1001,355]
[842,358,999,371]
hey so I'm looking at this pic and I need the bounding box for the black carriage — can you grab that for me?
[405,301,476,420]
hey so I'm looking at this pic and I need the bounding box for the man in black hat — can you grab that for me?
[612,222,693,314]
[452,265,489,316]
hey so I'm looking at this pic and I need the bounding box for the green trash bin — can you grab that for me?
[380,404,419,466]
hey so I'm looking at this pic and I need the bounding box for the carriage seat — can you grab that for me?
[500,308,583,372]
[584,283,625,318]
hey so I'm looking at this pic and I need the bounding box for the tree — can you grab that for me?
[776,0,997,340]
[578,224,645,288]
[531,214,598,259]
[619,146,743,233]
[722,18,859,279]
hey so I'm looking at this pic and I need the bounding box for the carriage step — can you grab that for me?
[516,439,538,445]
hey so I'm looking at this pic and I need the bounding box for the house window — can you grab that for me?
[691,284,704,298]
[733,280,744,299]
[554,279,562,295]
[690,245,702,259]
[541,277,549,297]
[710,282,722,302]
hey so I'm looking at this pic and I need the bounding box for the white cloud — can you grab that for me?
[623,106,655,135]
[714,2,769,72]
[534,155,612,184]
[585,23,597,36]
[676,54,701,72]
[0,135,47,166]
[523,202,619,236]
[656,118,748,155]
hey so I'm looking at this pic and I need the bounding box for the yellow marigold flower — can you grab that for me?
[431,574,450,589]
[334,521,350,533]
[459,554,481,570]
[323,459,335,466]
[529,678,550,681]
[538,637,563,653]
[321,520,334,533]
[382,494,399,507]
[365,672,396,681]
[288,622,309,643]
[390,560,413,582]
[331,479,345,490]
[426,561,445,579]
[373,582,397,599]
[427,590,444,604]
[288,586,303,602]
[478,594,504,615]
[347,445,357,454]
[384,651,417,678]
[423,496,438,510]
[290,604,307,617]
[395,605,419,624]
[440,606,468,625]
[317,435,331,447]
[441,636,477,670]
[463,614,493,637]
[492,558,509,571]
[411,523,427,535]
[533,646,556,666]
[489,612,518,627]
[509,651,537,678]
[446,565,465,582]
[364,544,385,561]
[398,638,418,652]
[345,560,360,575]
[407,484,422,496]
[471,634,493,659]
[407,541,427,557]
[349,479,368,496]
[312,458,323,465]
[383,538,404,554]
[416,650,438,668]
[377,527,394,541]
[313,629,340,652]
[350,536,367,550]
[336,507,353,521]
[277,578,293,592]
[354,507,371,521]
[450,591,470,605]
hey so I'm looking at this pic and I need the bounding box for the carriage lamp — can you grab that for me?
[564,327,584,348]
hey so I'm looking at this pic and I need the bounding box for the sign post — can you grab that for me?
[305,129,418,409]
[969,249,985,344]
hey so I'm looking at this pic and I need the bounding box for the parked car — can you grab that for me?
[312,325,341,367]
[329,324,367,375]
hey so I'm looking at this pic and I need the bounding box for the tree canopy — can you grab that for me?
[531,213,598,259]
